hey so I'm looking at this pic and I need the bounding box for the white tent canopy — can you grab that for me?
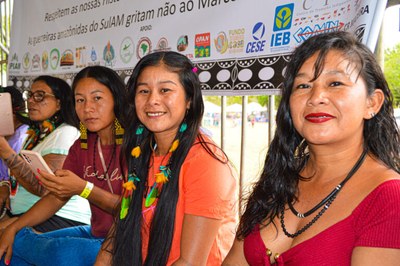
[226,103,242,113]
[226,102,265,114]
[204,101,221,114]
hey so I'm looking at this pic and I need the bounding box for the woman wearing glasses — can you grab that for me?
[0,76,91,232]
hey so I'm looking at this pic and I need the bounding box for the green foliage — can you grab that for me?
[203,96,220,105]
[384,43,400,106]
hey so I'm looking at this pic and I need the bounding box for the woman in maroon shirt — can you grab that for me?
[223,31,400,265]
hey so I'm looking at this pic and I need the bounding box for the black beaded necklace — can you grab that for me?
[280,149,368,238]
[93,136,116,182]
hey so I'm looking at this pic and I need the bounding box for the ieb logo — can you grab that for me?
[274,4,294,31]
[246,22,266,53]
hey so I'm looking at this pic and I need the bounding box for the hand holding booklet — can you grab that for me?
[20,150,54,175]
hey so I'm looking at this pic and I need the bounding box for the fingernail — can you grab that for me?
[35,175,39,179]
[5,259,9,265]
[39,181,42,185]
[37,168,41,173]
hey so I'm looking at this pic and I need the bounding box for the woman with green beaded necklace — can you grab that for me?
[0,76,90,232]
[96,51,238,265]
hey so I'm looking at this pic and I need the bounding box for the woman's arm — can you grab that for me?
[3,152,45,196]
[39,169,120,214]
[172,214,222,266]
[0,139,67,197]
[352,247,400,265]
[222,239,248,266]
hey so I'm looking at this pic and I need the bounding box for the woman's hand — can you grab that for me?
[37,169,86,199]
[0,217,18,230]
[0,224,18,265]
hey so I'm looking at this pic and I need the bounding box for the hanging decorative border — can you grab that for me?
[8,53,290,96]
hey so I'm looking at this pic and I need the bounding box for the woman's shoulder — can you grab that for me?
[355,178,400,215]
[186,134,226,160]
[56,123,79,135]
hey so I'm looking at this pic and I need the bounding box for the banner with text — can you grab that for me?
[8,0,384,95]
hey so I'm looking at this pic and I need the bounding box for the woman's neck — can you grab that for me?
[97,129,114,145]
[154,132,177,156]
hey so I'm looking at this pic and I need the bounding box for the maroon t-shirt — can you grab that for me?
[63,133,123,237]
[244,180,400,265]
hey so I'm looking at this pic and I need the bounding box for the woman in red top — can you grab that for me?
[223,31,400,265]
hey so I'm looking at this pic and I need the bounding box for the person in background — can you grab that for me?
[0,86,30,220]
[96,51,237,265]
[0,66,127,266]
[0,76,91,232]
[223,31,400,265]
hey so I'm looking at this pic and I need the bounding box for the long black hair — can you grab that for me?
[109,51,226,265]
[237,31,400,239]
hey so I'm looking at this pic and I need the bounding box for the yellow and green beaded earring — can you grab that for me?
[80,122,88,149]
[114,118,124,145]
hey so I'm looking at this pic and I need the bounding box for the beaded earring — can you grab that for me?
[114,118,124,145]
[80,122,88,149]
[119,122,187,219]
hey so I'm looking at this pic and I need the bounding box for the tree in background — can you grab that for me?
[384,43,400,107]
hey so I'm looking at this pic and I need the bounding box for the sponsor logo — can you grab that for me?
[271,4,294,49]
[293,21,344,43]
[137,37,152,59]
[31,54,41,71]
[103,41,116,67]
[195,32,211,58]
[228,28,245,54]
[177,35,188,52]
[9,53,21,71]
[246,22,266,53]
[50,49,60,70]
[88,47,100,66]
[41,51,49,71]
[76,47,87,68]
[22,52,31,70]
[214,31,229,54]
[274,4,294,31]
[120,37,134,64]
[154,37,171,52]
[60,49,74,67]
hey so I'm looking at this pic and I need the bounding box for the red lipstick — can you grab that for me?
[305,113,334,123]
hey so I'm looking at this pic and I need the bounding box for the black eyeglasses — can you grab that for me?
[23,90,56,102]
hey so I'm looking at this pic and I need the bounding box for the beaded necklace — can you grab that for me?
[280,149,367,238]
[92,135,116,193]
[23,113,62,150]
[120,123,187,219]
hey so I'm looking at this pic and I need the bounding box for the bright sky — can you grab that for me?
[383,5,400,50]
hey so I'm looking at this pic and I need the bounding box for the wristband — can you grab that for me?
[79,181,94,199]
[0,181,10,192]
